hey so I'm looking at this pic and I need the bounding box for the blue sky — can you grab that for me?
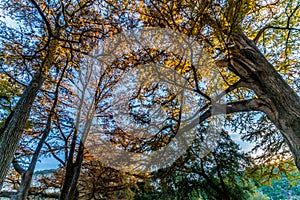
[35,157,61,171]
[34,132,254,171]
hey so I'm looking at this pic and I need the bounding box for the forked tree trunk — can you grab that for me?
[13,119,53,200]
[59,141,84,200]
[229,32,300,170]
[60,66,95,200]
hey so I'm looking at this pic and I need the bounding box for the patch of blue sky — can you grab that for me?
[35,155,61,171]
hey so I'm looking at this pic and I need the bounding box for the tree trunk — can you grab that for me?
[0,39,58,189]
[59,142,84,200]
[59,123,93,199]
[59,70,95,200]
[0,71,46,189]
[229,32,300,169]
[60,114,94,200]
[12,170,34,200]
[13,127,52,200]
[13,60,66,200]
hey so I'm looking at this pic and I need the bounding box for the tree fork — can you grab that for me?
[230,32,300,170]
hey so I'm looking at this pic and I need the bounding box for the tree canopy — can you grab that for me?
[0,0,299,199]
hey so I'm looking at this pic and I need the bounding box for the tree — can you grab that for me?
[132,0,300,169]
[0,0,300,198]
[11,64,67,200]
[0,0,117,188]
[135,130,254,200]
[78,158,137,200]
[0,72,21,142]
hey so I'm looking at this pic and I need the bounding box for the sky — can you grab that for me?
[35,157,61,171]
[0,6,259,172]
[34,132,255,171]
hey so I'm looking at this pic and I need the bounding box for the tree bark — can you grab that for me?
[229,32,300,170]
[0,39,58,189]
[0,71,46,189]
[59,142,84,200]
[59,66,95,200]
[13,60,66,200]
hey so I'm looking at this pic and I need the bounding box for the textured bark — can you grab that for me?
[0,72,46,189]
[0,40,58,189]
[13,62,65,200]
[229,32,300,170]
[0,111,14,142]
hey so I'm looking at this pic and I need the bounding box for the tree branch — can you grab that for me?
[44,142,65,166]
[254,25,300,44]
[177,98,269,140]
[199,98,272,124]
[254,4,300,44]
[213,79,248,102]
[12,158,25,175]
[29,0,53,37]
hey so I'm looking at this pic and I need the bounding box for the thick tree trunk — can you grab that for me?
[0,72,46,189]
[13,60,65,200]
[0,40,58,189]
[229,33,300,169]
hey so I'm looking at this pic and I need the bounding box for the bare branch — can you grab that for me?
[12,158,25,175]
[44,142,65,166]
[199,98,269,124]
